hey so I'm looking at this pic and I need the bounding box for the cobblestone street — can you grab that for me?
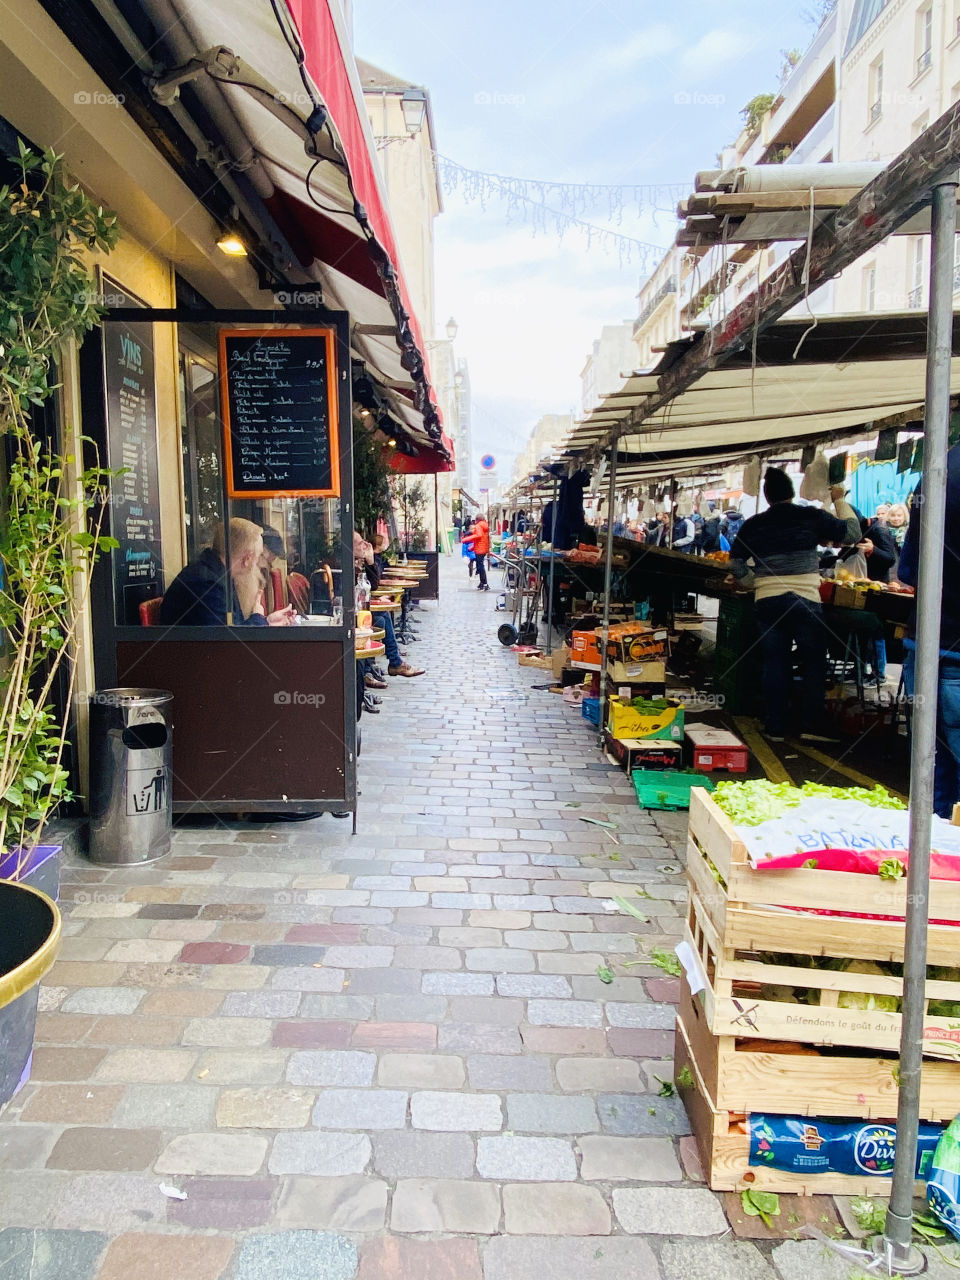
[0,560,862,1279]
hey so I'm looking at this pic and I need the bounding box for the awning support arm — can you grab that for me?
[597,448,619,749]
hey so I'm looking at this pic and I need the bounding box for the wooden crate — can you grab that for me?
[685,788,960,1057]
[680,977,960,1122]
[675,1015,925,1196]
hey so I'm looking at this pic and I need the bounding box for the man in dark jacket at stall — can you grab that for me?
[728,468,859,742]
[898,446,960,817]
[159,518,295,627]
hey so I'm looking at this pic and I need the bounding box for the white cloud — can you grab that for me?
[679,27,752,80]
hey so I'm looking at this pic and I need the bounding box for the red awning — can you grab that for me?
[388,433,458,474]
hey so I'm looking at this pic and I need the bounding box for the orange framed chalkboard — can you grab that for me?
[219,326,340,499]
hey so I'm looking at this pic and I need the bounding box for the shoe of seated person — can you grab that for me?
[364,673,388,690]
[388,662,425,677]
[362,694,381,713]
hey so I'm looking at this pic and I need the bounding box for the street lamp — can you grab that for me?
[445,316,458,341]
[400,88,427,137]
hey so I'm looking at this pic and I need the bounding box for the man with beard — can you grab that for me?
[160,518,295,626]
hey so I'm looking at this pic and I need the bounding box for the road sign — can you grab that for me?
[480,454,496,471]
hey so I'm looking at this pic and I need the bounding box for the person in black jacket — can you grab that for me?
[159,518,295,627]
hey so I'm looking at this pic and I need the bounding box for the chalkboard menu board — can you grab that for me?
[101,291,163,626]
[219,328,340,499]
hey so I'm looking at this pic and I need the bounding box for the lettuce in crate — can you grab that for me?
[712,779,905,827]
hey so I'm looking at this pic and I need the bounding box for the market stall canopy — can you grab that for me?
[558,312,960,485]
[132,0,453,468]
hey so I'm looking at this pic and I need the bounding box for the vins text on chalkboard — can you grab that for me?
[219,327,340,499]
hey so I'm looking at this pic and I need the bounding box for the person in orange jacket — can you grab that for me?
[461,515,490,590]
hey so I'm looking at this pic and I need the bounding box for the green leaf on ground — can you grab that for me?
[741,1189,780,1227]
[676,1066,694,1089]
[612,896,649,923]
[596,964,615,984]
[655,1075,675,1098]
[649,946,682,976]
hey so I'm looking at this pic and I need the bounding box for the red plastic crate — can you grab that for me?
[686,727,749,774]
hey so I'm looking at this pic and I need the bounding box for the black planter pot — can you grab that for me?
[0,880,61,1110]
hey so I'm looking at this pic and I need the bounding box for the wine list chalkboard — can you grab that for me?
[219,327,340,499]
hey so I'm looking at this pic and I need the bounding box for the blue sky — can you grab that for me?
[354,1,818,479]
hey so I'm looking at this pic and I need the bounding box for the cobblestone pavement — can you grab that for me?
[0,558,893,1279]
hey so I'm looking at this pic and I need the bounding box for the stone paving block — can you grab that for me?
[193,1049,289,1084]
[155,1132,268,1176]
[526,999,604,1027]
[216,1086,315,1129]
[20,1084,122,1124]
[312,1088,408,1130]
[598,1093,691,1136]
[267,1131,372,1176]
[505,930,567,950]
[0,1125,61,1170]
[272,1020,353,1049]
[284,923,362,944]
[468,909,530,929]
[503,1182,611,1235]
[182,1017,273,1047]
[578,1135,683,1182]
[372,1131,475,1179]
[607,1027,675,1058]
[660,1240,776,1280]
[0,1227,108,1280]
[446,996,522,1026]
[495,974,572,998]
[606,1002,677,1029]
[92,1048,195,1083]
[266,966,345,992]
[178,941,250,964]
[95,1232,234,1280]
[613,1186,728,1235]
[391,1178,501,1234]
[113,1084,216,1130]
[519,1026,607,1055]
[422,971,493,995]
[464,948,535,973]
[439,1023,522,1054]
[493,895,553,911]
[352,1022,437,1051]
[194,964,271,990]
[769,1240,857,1280]
[466,1053,553,1091]
[286,1050,376,1086]
[362,1072,450,1123]
[221,990,302,1018]
[374,995,447,1024]
[437,927,502,948]
[233,1230,357,1280]
[300,994,376,1021]
[45,1127,161,1172]
[139,988,223,1017]
[537,952,607,975]
[357,1237,482,1280]
[60,987,146,1015]
[394,944,461,970]
[165,1176,277,1229]
[275,1174,388,1230]
[346,968,422,995]
[411,1090,502,1131]
[312,945,395,969]
[476,1135,577,1181]
[483,1234,660,1280]
[556,1057,644,1093]
[507,1092,599,1134]
[570,932,635,952]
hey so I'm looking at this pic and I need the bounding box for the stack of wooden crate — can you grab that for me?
[677,787,960,1195]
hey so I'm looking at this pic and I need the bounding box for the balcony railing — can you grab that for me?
[869,99,883,124]
[633,277,677,333]
[953,263,960,295]
[908,285,924,309]
[916,47,933,76]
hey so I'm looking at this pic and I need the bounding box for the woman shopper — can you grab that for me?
[462,514,491,590]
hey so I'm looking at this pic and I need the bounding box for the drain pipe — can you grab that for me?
[881,170,958,1276]
[597,446,619,749]
[545,471,559,655]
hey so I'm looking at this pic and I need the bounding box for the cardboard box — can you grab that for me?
[607,695,684,741]
[605,624,668,664]
[570,630,602,670]
[518,652,554,670]
[552,645,571,679]
[604,730,683,773]
[606,658,667,685]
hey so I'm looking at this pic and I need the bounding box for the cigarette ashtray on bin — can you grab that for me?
[88,689,173,865]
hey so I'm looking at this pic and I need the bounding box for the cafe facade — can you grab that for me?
[0,0,453,821]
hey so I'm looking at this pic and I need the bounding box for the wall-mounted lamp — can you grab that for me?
[217,232,248,257]
[387,438,397,447]
[445,316,458,341]
[401,88,427,137]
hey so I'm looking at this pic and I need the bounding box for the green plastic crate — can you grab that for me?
[631,770,714,811]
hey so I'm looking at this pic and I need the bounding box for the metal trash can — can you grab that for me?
[88,689,173,865]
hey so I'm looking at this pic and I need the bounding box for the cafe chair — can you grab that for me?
[138,596,164,627]
[270,567,285,613]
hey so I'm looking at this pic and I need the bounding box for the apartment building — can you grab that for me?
[510,413,575,488]
[580,323,635,414]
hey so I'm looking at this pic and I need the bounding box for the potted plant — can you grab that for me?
[0,141,119,1108]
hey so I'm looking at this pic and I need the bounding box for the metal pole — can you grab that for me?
[433,473,440,554]
[883,173,958,1275]
[597,447,619,748]
[546,473,559,655]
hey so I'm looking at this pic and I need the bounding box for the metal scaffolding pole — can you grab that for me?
[882,172,958,1275]
[545,473,559,655]
[597,448,619,748]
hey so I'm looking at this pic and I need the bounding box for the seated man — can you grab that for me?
[160,518,295,627]
[356,532,424,679]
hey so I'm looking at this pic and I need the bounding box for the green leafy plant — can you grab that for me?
[649,946,682,977]
[352,421,392,539]
[676,1065,694,1090]
[879,858,906,881]
[741,1188,780,1227]
[741,93,776,136]
[596,964,614,985]
[655,1075,675,1098]
[849,1197,887,1234]
[0,143,119,866]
